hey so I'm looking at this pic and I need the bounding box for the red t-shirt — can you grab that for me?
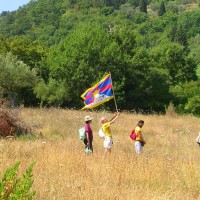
[85,123,93,141]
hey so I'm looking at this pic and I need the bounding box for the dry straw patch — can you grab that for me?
[1,108,200,199]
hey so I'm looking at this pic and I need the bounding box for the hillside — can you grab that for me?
[0,0,200,115]
[1,108,200,199]
[0,0,199,45]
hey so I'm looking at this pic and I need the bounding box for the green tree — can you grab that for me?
[139,0,147,13]
[158,1,166,16]
[189,34,200,79]
[170,24,189,50]
[9,36,46,69]
[46,26,111,107]
[176,25,188,48]
[0,35,10,54]
[128,0,139,7]
[34,79,68,107]
[0,52,37,107]
[46,25,174,111]
[170,81,200,116]
[101,6,115,16]
[150,42,196,85]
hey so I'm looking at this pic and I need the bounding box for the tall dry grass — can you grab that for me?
[0,108,200,199]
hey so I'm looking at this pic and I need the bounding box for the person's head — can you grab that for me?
[137,120,144,128]
[100,117,107,124]
[85,116,92,124]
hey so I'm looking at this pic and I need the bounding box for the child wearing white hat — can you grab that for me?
[100,112,120,156]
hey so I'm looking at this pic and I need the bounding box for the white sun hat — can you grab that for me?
[100,117,106,123]
[85,116,92,122]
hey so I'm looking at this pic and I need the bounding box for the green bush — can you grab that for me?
[101,6,115,16]
[0,161,36,200]
[149,2,159,12]
[185,96,200,115]
[170,81,200,116]
[166,2,178,13]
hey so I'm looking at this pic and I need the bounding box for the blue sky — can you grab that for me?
[0,0,30,12]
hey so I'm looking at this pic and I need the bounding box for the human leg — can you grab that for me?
[89,141,93,153]
[103,137,112,156]
[83,138,88,149]
[134,141,142,154]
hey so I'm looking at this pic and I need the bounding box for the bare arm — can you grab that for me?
[110,112,120,124]
[85,132,90,145]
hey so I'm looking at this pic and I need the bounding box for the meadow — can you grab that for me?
[0,108,200,200]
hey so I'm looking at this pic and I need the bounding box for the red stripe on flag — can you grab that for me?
[99,84,112,93]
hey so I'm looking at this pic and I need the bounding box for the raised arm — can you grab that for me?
[110,112,120,124]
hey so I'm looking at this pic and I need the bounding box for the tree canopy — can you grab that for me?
[0,0,200,115]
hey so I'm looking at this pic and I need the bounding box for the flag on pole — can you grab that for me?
[81,74,114,109]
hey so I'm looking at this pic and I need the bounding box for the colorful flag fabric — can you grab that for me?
[81,74,114,109]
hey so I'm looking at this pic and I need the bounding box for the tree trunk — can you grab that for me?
[8,92,18,107]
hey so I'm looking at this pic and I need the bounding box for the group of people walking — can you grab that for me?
[82,113,146,156]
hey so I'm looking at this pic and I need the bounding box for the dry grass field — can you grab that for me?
[1,108,200,200]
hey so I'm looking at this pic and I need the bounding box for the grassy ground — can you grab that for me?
[0,108,200,199]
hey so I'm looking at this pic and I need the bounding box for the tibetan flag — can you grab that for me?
[81,74,114,109]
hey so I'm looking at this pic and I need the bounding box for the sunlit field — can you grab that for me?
[1,108,200,199]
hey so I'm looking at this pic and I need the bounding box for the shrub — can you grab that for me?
[0,161,36,200]
[166,2,178,13]
[149,2,159,12]
[165,102,177,117]
[0,108,31,137]
[101,6,115,16]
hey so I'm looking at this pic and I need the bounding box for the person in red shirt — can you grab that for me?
[84,116,93,152]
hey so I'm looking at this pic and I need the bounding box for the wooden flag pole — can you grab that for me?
[109,72,119,113]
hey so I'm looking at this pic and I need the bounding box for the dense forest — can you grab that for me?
[0,0,200,114]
